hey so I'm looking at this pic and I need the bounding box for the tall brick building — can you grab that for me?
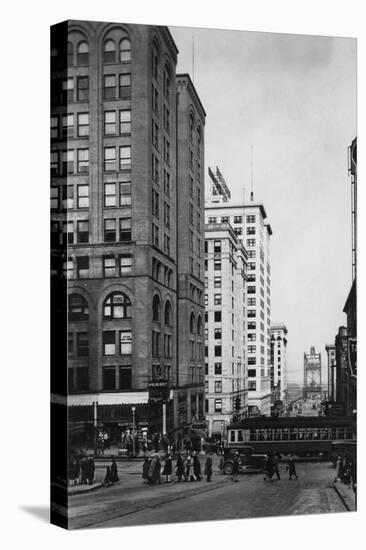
[51,21,205,447]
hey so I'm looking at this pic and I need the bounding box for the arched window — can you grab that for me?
[152,295,161,322]
[164,301,172,326]
[151,42,159,80]
[103,292,131,319]
[67,42,73,66]
[189,112,194,141]
[68,294,89,321]
[120,38,131,62]
[104,39,116,63]
[197,315,202,336]
[163,64,171,102]
[190,312,195,333]
[77,41,89,65]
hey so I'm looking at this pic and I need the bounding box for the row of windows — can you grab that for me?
[51,148,89,175]
[51,113,89,139]
[207,215,257,225]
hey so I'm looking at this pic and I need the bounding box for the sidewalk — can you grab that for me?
[333,481,356,511]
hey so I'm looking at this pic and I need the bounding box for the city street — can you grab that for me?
[66,458,348,529]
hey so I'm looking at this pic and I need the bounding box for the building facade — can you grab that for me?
[303,346,322,398]
[205,174,272,416]
[204,223,248,437]
[325,343,336,401]
[51,21,205,447]
[270,323,288,405]
[176,73,206,428]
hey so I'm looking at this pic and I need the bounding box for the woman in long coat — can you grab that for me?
[192,451,202,481]
[175,453,184,482]
[204,452,213,482]
[110,458,119,482]
[162,453,173,483]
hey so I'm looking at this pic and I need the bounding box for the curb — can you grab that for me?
[68,483,103,496]
[332,482,355,511]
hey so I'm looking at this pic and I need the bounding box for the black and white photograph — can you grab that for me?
[4,1,364,546]
[49,17,357,530]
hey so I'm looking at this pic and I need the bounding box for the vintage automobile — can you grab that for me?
[222,446,267,475]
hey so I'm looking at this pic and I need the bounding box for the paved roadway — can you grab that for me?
[67,459,347,529]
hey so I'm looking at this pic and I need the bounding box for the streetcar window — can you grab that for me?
[238,430,243,442]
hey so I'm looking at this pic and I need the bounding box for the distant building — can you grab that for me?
[204,222,248,436]
[205,174,272,416]
[303,347,322,398]
[325,344,336,401]
[270,323,288,404]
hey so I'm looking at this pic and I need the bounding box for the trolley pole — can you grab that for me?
[132,406,136,457]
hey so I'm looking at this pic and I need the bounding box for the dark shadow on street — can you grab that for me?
[20,506,49,523]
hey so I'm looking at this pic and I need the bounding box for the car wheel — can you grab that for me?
[223,462,233,475]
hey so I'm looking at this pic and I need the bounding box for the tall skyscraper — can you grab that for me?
[51,21,205,447]
[205,168,272,416]
[204,222,248,437]
[270,323,288,404]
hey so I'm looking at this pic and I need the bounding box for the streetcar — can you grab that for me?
[225,416,355,459]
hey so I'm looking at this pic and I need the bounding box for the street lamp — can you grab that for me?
[131,406,136,457]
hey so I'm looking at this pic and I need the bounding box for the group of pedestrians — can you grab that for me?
[263,452,298,481]
[68,456,95,486]
[142,451,214,485]
[334,455,355,488]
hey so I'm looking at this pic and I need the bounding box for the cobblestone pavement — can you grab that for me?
[65,460,349,529]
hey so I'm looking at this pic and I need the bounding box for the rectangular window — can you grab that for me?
[214,259,221,271]
[163,170,170,196]
[119,367,132,390]
[247,239,256,247]
[77,113,89,137]
[104,147,116,171]
[214,363,222,375]
[248,322,256,330]
[248,297,256,306]
[77,220,89,243]
[120,109,131,133]
[214,345,222,357]
[247,226,256,235]
[68,332,74,357]
[104,219,116,242]
[120,254,132,275]
[248,369,256,377]
[77,185,89,208]
[215,381,222,393]
[248,286,256,294]
[62,221,74,245]
[77,332,89,357]
[51,151,59,175]
[51,116,58,139]
[104,111,116,135]
[120,331,132,355]
[120,218,131,241]
[76,256,89,278]
[248,357,256,365]
[104,75,116,99]
[248,309,256,318]
[248,333,256,341]
[119,146,131,169]
[120,182,131,206]
[213,277,221,288]
[221,216,229,223]
[103,256,116,277]
[103,331,116,355]
[214,328,222,339]
[248,345,256,353]
[214,399,222,412]
[214,294,222,305]
[63,77,74,102]
[152,154,159,183]
[62,150,74,175]
[247,215,256,223]
[248,381,256,391]
[51,186,59,210]
[77,76,89,101]
[233,216,242,223]
[62,113,74,138]
[77,149,89,173]
[119,73,131,98]
[214,311,221,323]
[104,182,116,207]
[103,367,116,390]
[247,250,256,258]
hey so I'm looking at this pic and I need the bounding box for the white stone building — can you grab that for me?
[204,221,248,436]
[205,167,272,416]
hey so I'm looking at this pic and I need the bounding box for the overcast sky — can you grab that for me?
[171,26,356,383]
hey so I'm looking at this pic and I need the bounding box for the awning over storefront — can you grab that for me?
[67,391,149,407]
